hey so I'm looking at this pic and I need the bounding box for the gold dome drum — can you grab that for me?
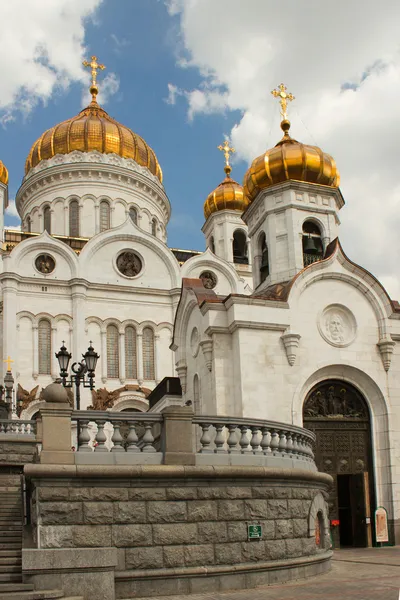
[0,161,8,185]
[204,171,249,219]
[25,101,163,183]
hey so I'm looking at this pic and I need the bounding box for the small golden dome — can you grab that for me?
[25,98,162,182]
[204,165,249,219]
[0,161,8,185]
[243,120,339,203]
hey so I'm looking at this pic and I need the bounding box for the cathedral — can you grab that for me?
[0,60,399,548]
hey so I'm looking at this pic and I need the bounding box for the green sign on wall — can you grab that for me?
[247,524,262,540]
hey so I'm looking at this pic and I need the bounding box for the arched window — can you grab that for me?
[151,218,157,237]
[100,201,111,232]
[129,206,138,225]
[43,206,51,233]
[26,216,31,233]
[142,327,155,380]
[259,232,269,283]
[302,220,323,267]
[38,319,51,375]
[69,200,79,237]
[193,374,200,414]
[107,324,119,378]
[210,236,215,254]
[233,229,248,264]
[125,326,137,379]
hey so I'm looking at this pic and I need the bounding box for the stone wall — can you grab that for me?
[0,439,37,466]
[25,464,332,598]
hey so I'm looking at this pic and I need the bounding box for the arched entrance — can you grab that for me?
[303,379,375,548]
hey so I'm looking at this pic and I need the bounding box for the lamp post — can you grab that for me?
[55,342,99,410]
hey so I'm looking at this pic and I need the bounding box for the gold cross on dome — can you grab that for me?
[218,140,235,169]
[271,83,295,121]
[82,55,106,90]
[3,356,13,371]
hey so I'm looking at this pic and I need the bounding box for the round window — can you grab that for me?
[35,254,55,274]
[116,251,142,277]
[199,270,217,289]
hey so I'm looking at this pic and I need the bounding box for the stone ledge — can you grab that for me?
[24,464,333,486]
[22,547,118,571]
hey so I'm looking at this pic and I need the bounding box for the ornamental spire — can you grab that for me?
[218,139,235,177]
[82,55,106,103]
[271,83,295,135]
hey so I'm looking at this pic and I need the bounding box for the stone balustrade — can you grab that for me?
[0,419,36,437]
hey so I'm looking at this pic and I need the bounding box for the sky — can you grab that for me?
[1,0,400,297]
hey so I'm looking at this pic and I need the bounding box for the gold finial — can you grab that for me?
[271,83,295,134]
[218,139,235,177]
[3,356,13,372]
[82,55,106,102]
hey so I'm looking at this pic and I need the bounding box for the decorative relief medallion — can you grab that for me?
[35,254,55,274]
[199,270,217,289]
[116,251,142,278]
[318,304,356,347]
[190,327,200,357]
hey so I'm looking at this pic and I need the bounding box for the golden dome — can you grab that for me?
[204,165,249,219]
[243,119,339,202]
[25,98,162,182]
[0,161,8,185]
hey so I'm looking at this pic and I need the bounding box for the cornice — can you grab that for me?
[204,320,290,336]
[16,151,171,222]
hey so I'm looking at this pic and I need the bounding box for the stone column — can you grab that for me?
[2,277,17,380]
[64,205,69,236]
[71,283,87,365]
[32,324,39,380]
[154,333,160,384]
[110,205,115,228]
[161,406,195,465]
[94,203,100,234]
[137,332,143,384]
[39,382,74,465]
[51,325,58,380]
[101,330,107,383]
[119,331,125,384]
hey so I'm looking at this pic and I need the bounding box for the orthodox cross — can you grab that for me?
[82,55,106,90]
[271,83,295,121]
[3,356,13,372]
[218,140,235,172]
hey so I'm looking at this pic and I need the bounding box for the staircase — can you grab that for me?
[0,475,83,600]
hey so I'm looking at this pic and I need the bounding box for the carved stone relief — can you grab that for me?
[318,304,357,347]
[116,251,142,278]
[35,254,56,274]
[199,270,217,289]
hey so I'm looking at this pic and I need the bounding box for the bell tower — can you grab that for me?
[242,84,344,290]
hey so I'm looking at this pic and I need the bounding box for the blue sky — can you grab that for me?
[1,0,246,252]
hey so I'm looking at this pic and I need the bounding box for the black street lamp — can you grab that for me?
[55,341,99,410]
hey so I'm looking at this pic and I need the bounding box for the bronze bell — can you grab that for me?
[303,235,318,254]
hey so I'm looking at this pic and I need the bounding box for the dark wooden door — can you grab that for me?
[350,473,367,547]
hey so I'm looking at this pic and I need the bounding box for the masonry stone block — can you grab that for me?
[226,521,248,542]
[302,537,317,555]
[38,487,69,501]
[147,501,187,523]
[267,539,286,560]
[73,525,112,547]
[163,545,185,568]
[40,526,73,548]
[153,523,197,545]
[251,487,275,499]
[166,487,198,500]
[125,547,164,569]
[113,502,147,524]
[267,499,288,518]
[241,540,267,562]
[275,519,293,539]
[218,499,244,520]
[215,542,242,565]
[84,502,114,524]
[288,499,309,518]
[292,488,314,500]
[285,538,303,558]
[128,488,166,501]
[197,521,228,544]
[260,519,275,540]
[40,502,83,525]
[244,499,269,519]
[112,524,152,547]
[293,518,308,537]
[69,488,93,501]
[184,544,214,566]
[92,488,129,502]
[187,500,217,522]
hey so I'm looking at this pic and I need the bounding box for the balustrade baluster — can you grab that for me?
[199,423,213,453]
[291,433,299,457]
[111,422,124,452]
[239,426,251,453]
[141,423,156,453]
[126,423,140,453]
[213,423,226,454]
[278,430,287,456]
[94,420,108,452]
[227,424,240,454]
[286,431,293,456]
[260,427,271,454]
[78,420,92,452]
[250,427,261,454]
[296,435,304,458]
[0,423,4,433]
[270,430,279,455]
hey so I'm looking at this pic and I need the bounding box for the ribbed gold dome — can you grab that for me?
[204,166,249,219]
[243,120,339,203]
[25,99,162,182]
[0,161,8,185]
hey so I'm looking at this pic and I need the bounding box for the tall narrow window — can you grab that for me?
[38,319,51,375]
[151,218,157,236]
[107,324,119,378]
[233,229,248,264]
[259,232,269,283]
[43,206,51,233]
[100,201,111,232]
[302,221,323,267]
[125,326,137,379]
[193,374,200,414]
[129,207,138,225]
[142,327,155,380]
[26,216,31,233]
[210,236,215,254]
[69,200,79,237]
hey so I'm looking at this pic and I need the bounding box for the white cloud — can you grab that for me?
[0,0,106,118]
[167,0,400,298]
[5,200,19,219]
